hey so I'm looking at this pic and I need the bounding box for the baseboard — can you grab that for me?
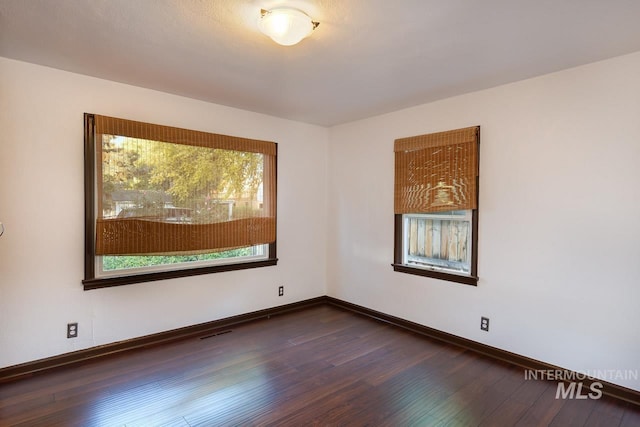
[2,295,639,408]
[0,296,326,384]
[324,296,640,407]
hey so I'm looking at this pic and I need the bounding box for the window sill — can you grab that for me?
[392,263,478,286]
[83,258,278,290]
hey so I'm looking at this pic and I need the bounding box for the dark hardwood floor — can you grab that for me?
[1,305,639,426]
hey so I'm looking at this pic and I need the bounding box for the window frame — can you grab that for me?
[83,114,277,290]
[393,210,478,286]
[392,126,479,286]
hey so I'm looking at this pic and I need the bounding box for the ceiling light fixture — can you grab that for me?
[258,8,319,46]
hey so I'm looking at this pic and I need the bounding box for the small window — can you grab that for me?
[393,126,479,285]
[83,114,277,289]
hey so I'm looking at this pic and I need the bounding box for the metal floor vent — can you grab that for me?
[199,330,233,340]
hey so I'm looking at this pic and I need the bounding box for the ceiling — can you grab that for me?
[2,0,640,127]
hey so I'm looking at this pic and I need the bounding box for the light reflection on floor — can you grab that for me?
[84,360,276,426]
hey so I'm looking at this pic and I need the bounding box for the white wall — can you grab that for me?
[327,51,640,391]
[0,57,328,368]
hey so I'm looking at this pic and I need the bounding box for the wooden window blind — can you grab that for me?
[91,114,276,256]
[394,126,479,214]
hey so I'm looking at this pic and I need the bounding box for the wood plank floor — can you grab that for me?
[1,305,639,426]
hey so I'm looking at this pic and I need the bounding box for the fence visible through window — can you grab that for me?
[404,211,471,274]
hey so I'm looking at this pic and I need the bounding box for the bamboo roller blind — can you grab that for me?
[95,217,275,256]
[95,115,276,155]
[93,114,276,256]
[394,126,479,214]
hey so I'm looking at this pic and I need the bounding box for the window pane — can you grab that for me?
[405,212,471,274]
[98,134,269,276]
[103,249,253,272]
[101,135,266,224]
[100,245,266,277]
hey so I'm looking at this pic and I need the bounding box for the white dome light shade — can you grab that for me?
[259,8,319,46]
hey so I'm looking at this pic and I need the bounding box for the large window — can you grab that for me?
[393,126,479,285]
[83,114,277,289]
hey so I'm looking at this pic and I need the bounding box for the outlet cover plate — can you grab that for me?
[67,322,78,338]
[480,317,489,332]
